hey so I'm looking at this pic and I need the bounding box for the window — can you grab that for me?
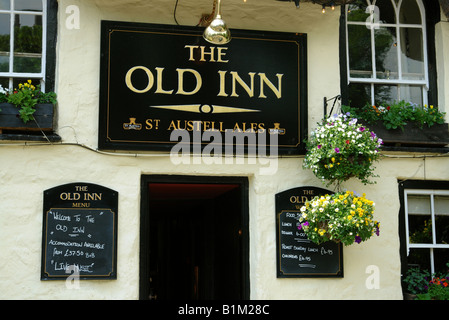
[0,0,47,90]
[400,181,449,276]
[345,0,429,107]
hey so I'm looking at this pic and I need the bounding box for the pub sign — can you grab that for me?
[99,21,307,154]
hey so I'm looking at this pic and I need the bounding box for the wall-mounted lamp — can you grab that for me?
[203,0,231,45]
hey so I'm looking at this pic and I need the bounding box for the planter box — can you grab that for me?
[0,103,54,133]
[363,122,449,148]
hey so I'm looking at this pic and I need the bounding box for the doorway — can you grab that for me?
[139,175,250,300]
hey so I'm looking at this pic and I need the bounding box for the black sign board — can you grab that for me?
[276,187,343,278]
[99,21,307,155]
[41,183,118,280]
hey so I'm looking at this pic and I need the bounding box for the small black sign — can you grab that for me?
[41,183,118,280]
[99,21,308,155]
[276,187,343,278]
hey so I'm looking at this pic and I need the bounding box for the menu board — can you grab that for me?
[275,187,343,278]
[41,183,118,280]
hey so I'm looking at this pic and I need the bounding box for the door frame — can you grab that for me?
[139,174,250,300]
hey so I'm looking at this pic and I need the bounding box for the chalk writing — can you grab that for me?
[43,208,115,278]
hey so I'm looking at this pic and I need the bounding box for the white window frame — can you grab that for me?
[404,189,449,275]
[0,0,47,90]
[345,0,429,106]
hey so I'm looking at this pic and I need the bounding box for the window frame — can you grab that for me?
[343,0,435,107]
[399,180,449,277]
[0,0,48,89]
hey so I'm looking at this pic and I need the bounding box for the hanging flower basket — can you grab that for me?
[298,191,380,246]
[303,113,383,187]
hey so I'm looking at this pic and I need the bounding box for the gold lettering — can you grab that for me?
[231,71,255,98]
[217,47,229,63]
[60,193,81,201]
[146,119,160,130]
[200,46,215,62]
[217,70,228,97]
[184,45,199,61]
[259,73,283,99]
[125,66,154,93]
[155,67,174,94]
[290,196,299,203]
[176,68,202,95]
[84,193,102,201]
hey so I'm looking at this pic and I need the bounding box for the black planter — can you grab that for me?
[0,103,54,133]
[363,122,449,147]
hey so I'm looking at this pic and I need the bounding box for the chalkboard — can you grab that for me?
[275,187,343,278]
[41,183,118,280]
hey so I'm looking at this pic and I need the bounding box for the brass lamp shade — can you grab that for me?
[202,0,231,45]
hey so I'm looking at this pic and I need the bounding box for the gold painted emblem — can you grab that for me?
[268,123,286,135]
[123,118,142,130]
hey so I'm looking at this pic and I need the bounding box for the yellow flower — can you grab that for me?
[347,215,353,220]
[27,79,32,84]
[318,229,326,236]
[331,157,335,163]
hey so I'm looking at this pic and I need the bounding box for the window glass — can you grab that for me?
[400,27,424,80]
[434,249,449,274]
[375,27,398,80]
[348,24,372,78]
[407,195,432,244]
[14,0,43,12]
[347,0,370,22]
[399,0,421,24]
[399,85,423,105]
[434,196,449,245]
[0,0,10,10]
[375,0,396,24]
[348,83,371,106]
[13,13,42,73]
[407,248,431,270]
[0,13,10,72]
[374,84,397,104]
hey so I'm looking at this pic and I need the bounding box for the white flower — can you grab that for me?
[0,85,9,95]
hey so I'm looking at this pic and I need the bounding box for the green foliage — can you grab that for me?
[0,80,57,123]
[403,263,449,300]
[342,101,446,131]
[403,267,430,295]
